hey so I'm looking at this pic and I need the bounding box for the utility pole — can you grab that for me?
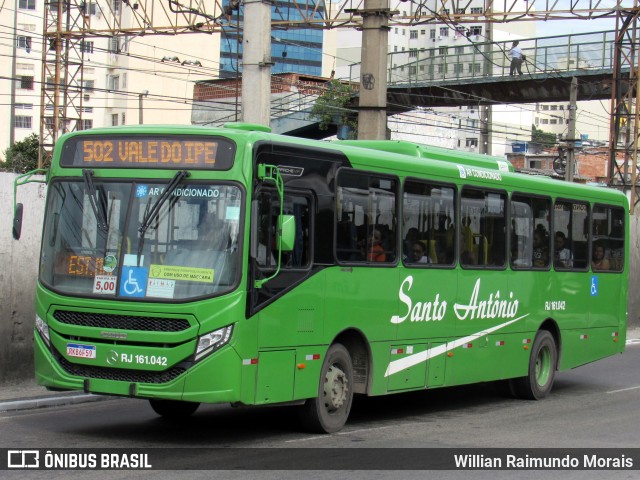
[9,0,18,147]
[565,77,578,182]
[356,0,390,140]
[241,0,272,126]
[479,0,492,155]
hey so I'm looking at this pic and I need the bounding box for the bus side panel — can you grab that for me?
[256,273,326,348]
[558,326,624,370]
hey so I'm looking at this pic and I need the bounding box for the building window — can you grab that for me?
[410,30,418,39]
[109,75,119,91]
[409,48,417,58]
[113,0,120,15]
[470,26,482,36]
[121,112,126,125]
[429,49,435,57]
[439,27,449,37]
[430,29,436,39]
[438,47,447,55]
[438,64,446,74]
[550,119,557,124]
[541,119,549,124]
[15,116,33,129]
[19,0,36,9]
[81,107,94,113]
[409,66,417,75]
[542,105,549,110]
[469,63,481,73]
[421,30,426,35]
[471,7,483,14]
[15,103,33,110]
[456,8,466,14]
[84,79,95,91]
[111,114,118,126]
[80,119,93,130]
[16,36,32,51]
[19,76,34,90]
[81,41,94,53]
[466,138,478,147]
[454,63,464,74]
[550,105,558,111]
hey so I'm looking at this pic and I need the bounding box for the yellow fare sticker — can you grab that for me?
[149,264,214,283]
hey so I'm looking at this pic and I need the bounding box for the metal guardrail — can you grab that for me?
[344,30,617,86]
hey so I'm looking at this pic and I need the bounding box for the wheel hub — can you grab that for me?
[324,364,349,411]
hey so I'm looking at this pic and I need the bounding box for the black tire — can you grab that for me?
[510,329,557,400]
[299,343,354,433]
[149,399,200,418]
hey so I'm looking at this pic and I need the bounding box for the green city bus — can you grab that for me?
[15,123,628,433]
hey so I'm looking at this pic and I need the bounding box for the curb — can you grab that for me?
[0,392,112,413]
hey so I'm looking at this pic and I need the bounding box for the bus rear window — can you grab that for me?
[60,135,236,170]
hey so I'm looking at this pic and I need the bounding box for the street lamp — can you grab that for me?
[138,90,149,125]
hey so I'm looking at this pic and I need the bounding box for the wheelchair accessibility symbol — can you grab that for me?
[590,276,598,296]
[119,266,148,297]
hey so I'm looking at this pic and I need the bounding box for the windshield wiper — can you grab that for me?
[137,170,190,264]
[82,169,109,233]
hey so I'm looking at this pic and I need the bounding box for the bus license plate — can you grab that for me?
[66,343,96,359]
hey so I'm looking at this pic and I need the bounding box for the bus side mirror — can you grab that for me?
[279,215,295,251]
[13,203,24,240]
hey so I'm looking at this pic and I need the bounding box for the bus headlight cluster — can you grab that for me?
[195,325,233,361]
[35,314,50,346]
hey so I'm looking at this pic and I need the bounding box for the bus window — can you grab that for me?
[510,194,551,269]
[460,188,506,268]
[592,205,625,272]
[553,200,589,270]
[336,170,398,264]
[402,179,455,266]
[254,190,311,270]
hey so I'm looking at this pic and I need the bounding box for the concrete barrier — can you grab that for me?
[1,172,46,384]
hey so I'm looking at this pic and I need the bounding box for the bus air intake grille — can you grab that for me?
[53,311,190,332]
[58,357,186,384]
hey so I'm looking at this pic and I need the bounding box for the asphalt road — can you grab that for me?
[1,341,639,479]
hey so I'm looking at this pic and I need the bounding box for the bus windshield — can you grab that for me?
[40,179,243,301]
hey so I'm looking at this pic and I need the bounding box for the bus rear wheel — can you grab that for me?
[510,329,557,400]
[299,343,354,433]
[149,399,200,418]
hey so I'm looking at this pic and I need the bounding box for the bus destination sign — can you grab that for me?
[61,136,235,170]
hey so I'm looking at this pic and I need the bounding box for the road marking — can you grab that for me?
[606,385,640,394]
[626,338,640,346]
[284,423,416,443]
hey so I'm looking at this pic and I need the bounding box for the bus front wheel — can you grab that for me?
[510,329,557,400]
[299,343,354,433]
[149,399,200,418]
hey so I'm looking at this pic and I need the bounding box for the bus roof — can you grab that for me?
[334,140,514,173]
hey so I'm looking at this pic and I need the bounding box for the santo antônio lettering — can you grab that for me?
[81,139,218,166]
[391,276,520,324]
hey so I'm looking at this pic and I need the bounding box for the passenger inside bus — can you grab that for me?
[591,241,610,271]
[532,229,549,267]
[367,229,386,262]
[410,241,432,264]
[554,231,573,268]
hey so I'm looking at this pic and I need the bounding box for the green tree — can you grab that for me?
[310,79,358,139]
[531,125,557,148]
[1,133,45,173]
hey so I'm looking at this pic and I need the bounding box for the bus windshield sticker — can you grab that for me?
[93,275,117,295]
[102,255,117,273]
[119,266,149,297]
[146,278,176,299]
[149,265,214,283]
[61,136,235,170]
[123,254,143,266]
[136,185,149,197]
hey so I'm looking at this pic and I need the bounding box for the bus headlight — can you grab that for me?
[195,325,233,361]
[35,314,50,346]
